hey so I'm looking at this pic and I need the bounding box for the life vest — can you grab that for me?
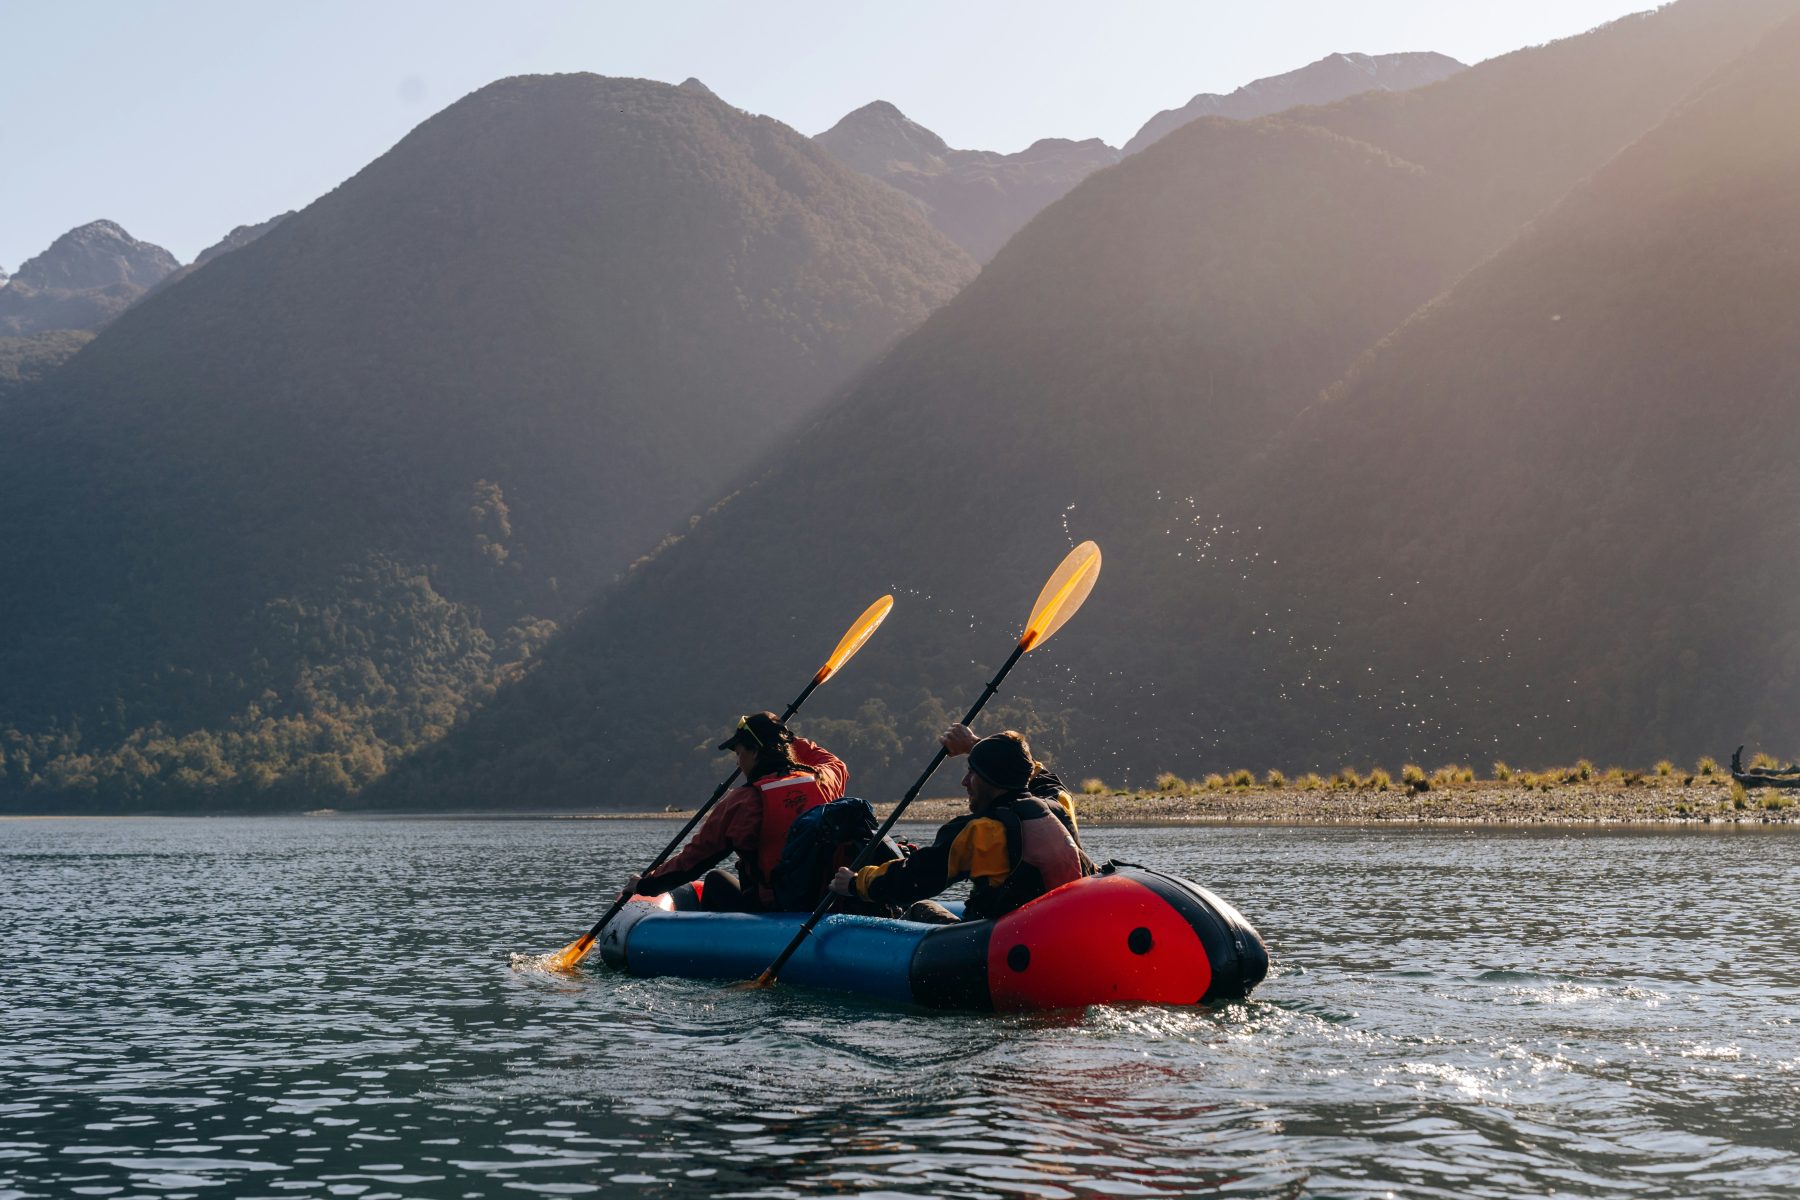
[966,794,1087,921]
[746,771,831,901]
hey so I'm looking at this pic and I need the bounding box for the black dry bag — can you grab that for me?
[770,796,888,911]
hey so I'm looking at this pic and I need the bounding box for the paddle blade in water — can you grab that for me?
[813,594,894,685]
[545,932,595,972]
[1019,541,1102,651]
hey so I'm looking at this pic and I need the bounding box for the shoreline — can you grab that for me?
[568,777,1798,827]
[7,779,1795,826]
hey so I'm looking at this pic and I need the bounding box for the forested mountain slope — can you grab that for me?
[1157,8,1800,768]
[0,74,974,811]
[377,0,1798,809]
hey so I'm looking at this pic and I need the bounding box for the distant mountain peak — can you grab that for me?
[0,220,180,335]
[846,99,907,122]
[1124,50,1465,155]
[815,102,1122,260]
[11,220,179,292]
[676,77,717,99]
[816,100,951,173]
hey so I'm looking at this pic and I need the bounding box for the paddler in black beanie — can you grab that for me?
[829,723,1093,924]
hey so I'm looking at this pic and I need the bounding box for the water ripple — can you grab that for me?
[3,818,1798,1198]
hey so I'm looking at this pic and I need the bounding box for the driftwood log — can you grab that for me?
[1731,745,1800,789]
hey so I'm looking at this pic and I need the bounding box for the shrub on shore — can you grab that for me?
[1265,769,1287,788]
[1203,773,1226,790]
[1492,761,1513,781]
[1156,771,1186,792]
[1081,777,1106,795]
[1401,763,1427,786]
[1334,767,1362,789]
[1227,768,1256,788]
[1367,767,1393,791]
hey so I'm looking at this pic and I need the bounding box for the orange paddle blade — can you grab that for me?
[1019,541,1101,651]
[813,594,894,685]
[547,932,596,972]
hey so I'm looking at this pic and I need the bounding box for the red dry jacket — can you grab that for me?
[637,737,848,905]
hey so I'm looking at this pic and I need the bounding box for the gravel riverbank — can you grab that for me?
[901,777,1798,826]
[587,776,1798,826]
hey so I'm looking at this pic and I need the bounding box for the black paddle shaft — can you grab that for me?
[576,678,822,947]
[757,641,1028,984]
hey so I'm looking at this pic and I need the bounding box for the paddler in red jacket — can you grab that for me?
[828,724,1092,923]
[624,711,847,912]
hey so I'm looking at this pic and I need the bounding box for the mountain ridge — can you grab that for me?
[0,72,975,811]
[1124,50,1465,154]
[371,0,1800,811]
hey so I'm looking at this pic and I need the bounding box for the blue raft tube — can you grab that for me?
[598,862,1269,1011]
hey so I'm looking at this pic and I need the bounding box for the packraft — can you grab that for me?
[599,861,1269,1011]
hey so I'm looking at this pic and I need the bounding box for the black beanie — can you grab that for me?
[967,732,1035,791]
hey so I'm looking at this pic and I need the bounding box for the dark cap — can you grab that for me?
[718,711,791,752]
[967,731,1035,791]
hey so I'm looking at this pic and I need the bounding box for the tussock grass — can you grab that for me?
[1697,756,1720,776]
[1203,773,1226,791]
[1654,760,1674,777]
[1265,769,1286,788]
[1401,764,1427,786]
[1731,780,1749,809]
[1367,768,1393,791]
[1155,771,1187,793]
[1081,778,1106,795]
[1750,751,1781,771]
[1227,768,1256,788]
[1334,767,1362,790]
[1296,772,1328,789]
[1492,761,1513,781]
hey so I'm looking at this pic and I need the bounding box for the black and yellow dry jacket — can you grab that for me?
[852,776,1093,921]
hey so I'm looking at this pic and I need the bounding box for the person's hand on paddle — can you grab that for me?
[828,866,856,897]
[941,722,979,757]
[617,873,642,902]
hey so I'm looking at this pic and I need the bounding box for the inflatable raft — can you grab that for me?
[599,862,1268,1011]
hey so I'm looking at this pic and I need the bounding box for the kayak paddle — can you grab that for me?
[745,540,1101,989]
[536,593,895,972]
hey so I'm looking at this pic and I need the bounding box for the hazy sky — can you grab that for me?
[3,0,1659,269]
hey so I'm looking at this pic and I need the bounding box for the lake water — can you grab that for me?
[3,817,1796,1199]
